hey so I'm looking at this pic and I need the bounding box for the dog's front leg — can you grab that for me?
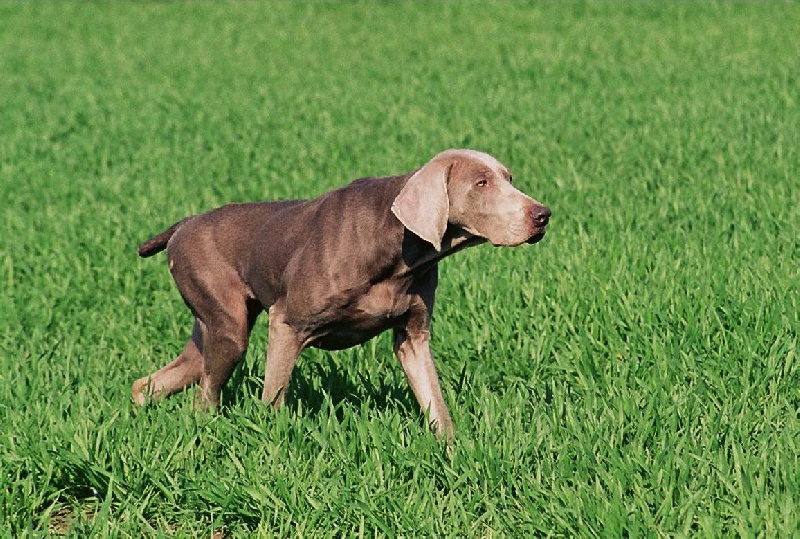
[261,304,305,407]
[393,328,454,439]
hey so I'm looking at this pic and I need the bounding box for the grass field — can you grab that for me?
[1,2,799,536]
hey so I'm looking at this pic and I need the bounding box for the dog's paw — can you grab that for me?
[131,378,150,406]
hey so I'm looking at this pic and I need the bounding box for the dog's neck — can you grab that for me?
[401,226,486,276]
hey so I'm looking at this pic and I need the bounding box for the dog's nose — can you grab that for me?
[532,205,551,227]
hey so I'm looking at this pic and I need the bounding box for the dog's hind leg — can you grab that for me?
[194,297,253,409]
[132,319,204,405]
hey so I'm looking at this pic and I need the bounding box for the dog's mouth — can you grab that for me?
[487,226,547,247]
[525,227,547,244]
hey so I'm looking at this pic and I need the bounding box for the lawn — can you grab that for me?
[1,2,798,536]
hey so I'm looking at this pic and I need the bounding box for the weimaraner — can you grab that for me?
[132,149,550,437]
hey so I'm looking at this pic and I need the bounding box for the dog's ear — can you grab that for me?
[391,158,451,251]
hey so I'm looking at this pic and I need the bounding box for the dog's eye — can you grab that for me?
[475,179,488,187]
[508,176,513,184]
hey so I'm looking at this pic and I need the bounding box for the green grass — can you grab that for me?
[1,1,799,536]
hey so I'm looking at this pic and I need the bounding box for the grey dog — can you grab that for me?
[132,149,550,437]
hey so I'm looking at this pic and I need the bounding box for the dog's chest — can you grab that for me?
[309,281,414,350]
[352,281,411,321]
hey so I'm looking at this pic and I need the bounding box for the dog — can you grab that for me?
[132,149,550,437]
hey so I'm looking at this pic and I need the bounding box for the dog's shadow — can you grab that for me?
[226,351,414,421]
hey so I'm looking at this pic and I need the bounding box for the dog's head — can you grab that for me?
[392,149,550,251]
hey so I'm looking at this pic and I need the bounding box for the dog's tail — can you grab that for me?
[137,217,192,258]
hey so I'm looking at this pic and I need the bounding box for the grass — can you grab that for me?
[1,1,798,536]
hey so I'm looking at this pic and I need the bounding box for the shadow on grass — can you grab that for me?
[225,352,415,422]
